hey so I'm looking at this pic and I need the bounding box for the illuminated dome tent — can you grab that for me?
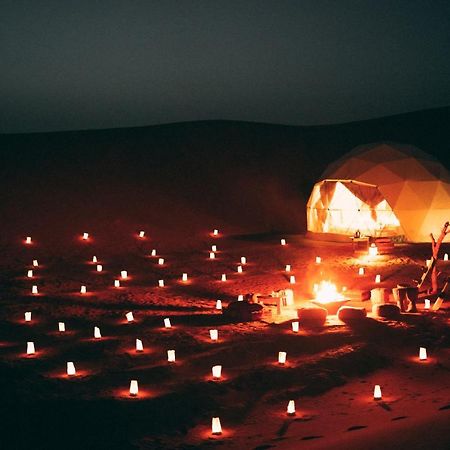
[307,142,450,243]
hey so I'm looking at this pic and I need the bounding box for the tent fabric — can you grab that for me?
[307,142,450,242]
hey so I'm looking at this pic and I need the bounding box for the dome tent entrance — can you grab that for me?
[307,142,450,243]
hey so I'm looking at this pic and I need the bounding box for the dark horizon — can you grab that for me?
[2,1,450,134]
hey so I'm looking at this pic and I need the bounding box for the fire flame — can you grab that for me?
[314,281,344,304]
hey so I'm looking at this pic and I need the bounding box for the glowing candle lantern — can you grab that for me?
[158,279,164,287]
[211,245,217,252]
[139,231,145,238]
[211,417,222,435]
[25,311,32,322]
[96,264,103,272]
[375,274,381,283]
[209,252,215,259]
[238,294,244,301]
[92,256,97,263]
[212,365,222,379]
[114,279,121,288]
[424,299,431,309]
[280,238,286,246]
[444,253,449,261]
[136,338,143,352]
[278,351,287,365]
[358,267,365,275]
[27,342,35,354]
[158,258,164,265]
[121,270,128,279]
[58,322,65,332]
[209,329,218,341]
[82,232,89,240]
[213,229,219,236]
[316,256,321,264]
[216,300,222,310]
[373,384,382,400]
[289,275,296,284]
[291,321,299,333]
[80,285,87,294]
[167,349,176,362]
[164,318,171,328]
[241,256,247,264]
[33,259,39,267]
[237,265,243,273]
[129,380,139,396]
[369,244,378,256]
[27,270,33,278]
[151,249,157,256]
[182,273,188,282]
[31,285,38,295]
[221,274,227,282]
[287,400,296,416]
[25,236,32,244]
[94,326,101,339]
[126,312,134,322]
[419,347,427,361]
[285,264,291,272]
[67,362,76,376]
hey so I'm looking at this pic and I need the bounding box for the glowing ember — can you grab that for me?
[212,365,222,379]
[287,400,296,416]
[129,380,139,396]
[211,417,222,435]
[373,384,382,400]
[314,281,344,303]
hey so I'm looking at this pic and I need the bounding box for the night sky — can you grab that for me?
[2,1,450,133]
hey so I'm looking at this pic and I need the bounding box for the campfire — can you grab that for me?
[311,281,349,315]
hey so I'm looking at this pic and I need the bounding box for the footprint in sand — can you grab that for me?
[392,416,408,421]
[438,404,450,411]
[301,435,323,441]
[347,425,367,431]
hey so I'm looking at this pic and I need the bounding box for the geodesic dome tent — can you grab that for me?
[307,142,450,242]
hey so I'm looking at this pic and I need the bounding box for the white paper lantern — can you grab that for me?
[129,379,139,396]
[368,244,378,256]
[373,384,382,400]
[278,351,287,365]
[444,253,449,261]
[164,318,171,328]
[213,229,219,236]
[139,231,145,238]
[80,285,87,294]
[291,321,299,333]
[358,267,365,275]
[215,300,222,310]
[285,264,291,272]
[221,274,227,282]
[167,349,176,362]
[151,249,157,256]
[237,294,244,301]
[32,259,39,267]
[315,256,321,264]
[209,252,215,259]
[114,279,120,288]
[92,256,97,263]
[67,362,76,376]
[211,245,217,252]
[27,341,35,354]
[289,275,296,284]
[25,311,32,322]
[419,347,427,360]
[27,270,33,278]
[241,256,247,264]
[182,273,188,282]
[82,232,89,240]
[94,326,101,339]
[58,322,66,332]
[237,265,243,273]
[126,312,134,322]
[96,264,103,272]
[158,279,164,287]
[424,299,430,309]
[280,238,286,246]
[25,236,32,244]
[121,270,128,279]
[212,365,222,379]
[158,258,164,265]
[136,338,143,352]
[375,274,381,283]
[211,417,222,435]
[287,400,296,416]
[31,285,38,295]
[209,329,218,341]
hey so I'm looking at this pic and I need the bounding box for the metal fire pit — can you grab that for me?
[310,299,349,315]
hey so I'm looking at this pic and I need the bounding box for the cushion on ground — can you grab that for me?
[297,306,327,326]
[337,306,367,322]
[372,303,401,320]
